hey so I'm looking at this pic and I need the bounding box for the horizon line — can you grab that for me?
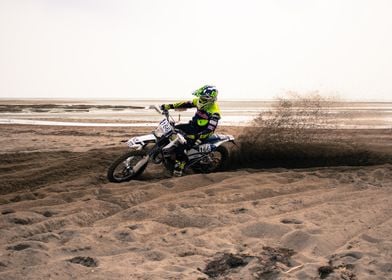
[1,97,392,103]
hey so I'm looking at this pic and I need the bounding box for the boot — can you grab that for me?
[173,160,186,177]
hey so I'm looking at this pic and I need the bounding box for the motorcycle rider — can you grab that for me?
[160,85,221,176]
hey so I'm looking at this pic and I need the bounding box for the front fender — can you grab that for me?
[126,134,157,150]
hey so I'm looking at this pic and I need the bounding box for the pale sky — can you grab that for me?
[1,0,391,100]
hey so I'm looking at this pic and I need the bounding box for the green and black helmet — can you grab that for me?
[193,85,218,109]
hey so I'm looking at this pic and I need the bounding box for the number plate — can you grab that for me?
[159,119,172,135]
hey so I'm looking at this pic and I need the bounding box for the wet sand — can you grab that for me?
[0,123,392,280]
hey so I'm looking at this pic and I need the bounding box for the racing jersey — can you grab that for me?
[169,98,221,139]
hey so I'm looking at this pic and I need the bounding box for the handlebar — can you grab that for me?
[149,104,192,142]
[149,104,175,124]
[150,104,163,115]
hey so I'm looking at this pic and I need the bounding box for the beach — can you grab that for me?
[0,100,392,279]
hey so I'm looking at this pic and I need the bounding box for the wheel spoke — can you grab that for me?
[107,150,149,183]
[113,156,140,180]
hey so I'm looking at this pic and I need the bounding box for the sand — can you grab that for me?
[0,124,392,280]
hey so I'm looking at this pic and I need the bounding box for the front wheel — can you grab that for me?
[107,150,148,183]
[192,145,229,174]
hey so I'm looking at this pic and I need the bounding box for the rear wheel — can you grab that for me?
[192,145,229,173]
[107,150,148,183]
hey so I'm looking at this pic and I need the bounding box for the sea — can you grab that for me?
[0,99,391,129]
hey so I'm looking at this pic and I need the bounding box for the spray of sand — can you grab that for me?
[230,93,391,169]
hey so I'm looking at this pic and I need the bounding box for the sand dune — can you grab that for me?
[1,124,392,279]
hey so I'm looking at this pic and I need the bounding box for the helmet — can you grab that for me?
[193,85,218,109]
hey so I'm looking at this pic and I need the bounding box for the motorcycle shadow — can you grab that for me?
[126,162,207,182]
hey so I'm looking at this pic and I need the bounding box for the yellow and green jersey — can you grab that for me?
[170,98,221,139]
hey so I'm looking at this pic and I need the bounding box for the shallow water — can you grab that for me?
[0,99,391,129]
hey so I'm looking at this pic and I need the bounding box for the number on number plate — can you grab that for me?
[199,144,211,153]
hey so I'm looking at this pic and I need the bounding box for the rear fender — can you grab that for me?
[208,134,235,148]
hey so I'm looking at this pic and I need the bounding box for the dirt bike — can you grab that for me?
[107,105,235,182]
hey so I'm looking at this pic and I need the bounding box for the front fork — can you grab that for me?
[147,137,172,164]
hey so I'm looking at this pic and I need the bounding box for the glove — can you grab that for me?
[195,139,202,146]
[160,104,172,111]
